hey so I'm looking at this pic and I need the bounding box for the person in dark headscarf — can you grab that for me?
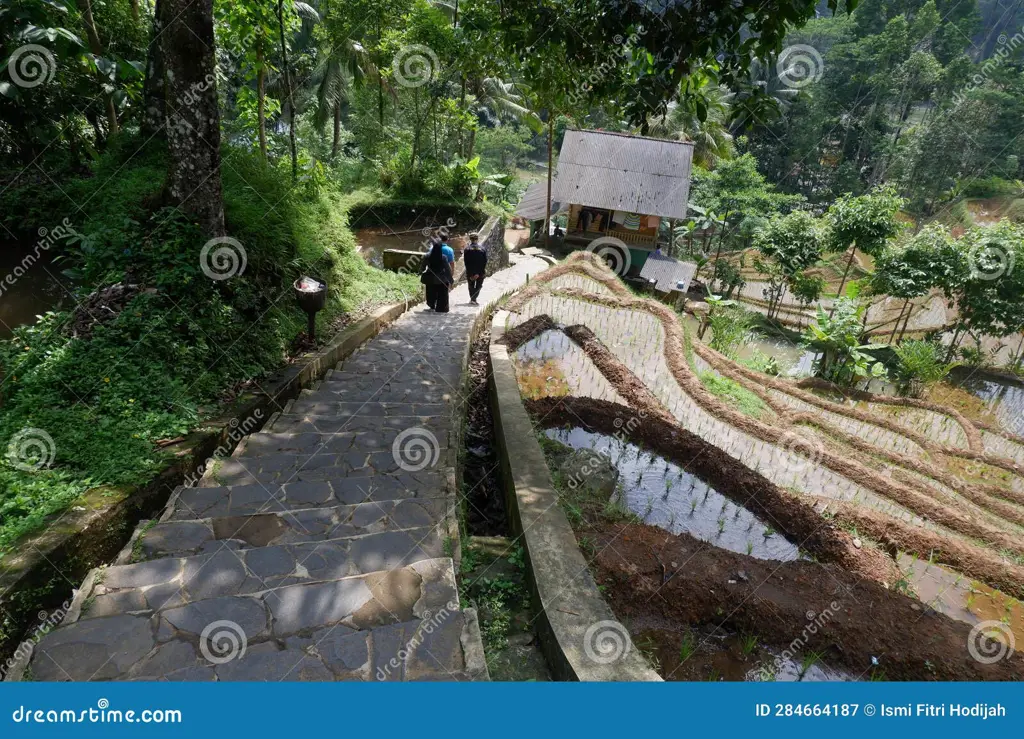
[463,232,487,305]
[421,236,453,312]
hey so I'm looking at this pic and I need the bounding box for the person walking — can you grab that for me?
[463,232,488,305]
[421,236,453,312]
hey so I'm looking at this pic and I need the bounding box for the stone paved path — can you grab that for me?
[24,256,549,682]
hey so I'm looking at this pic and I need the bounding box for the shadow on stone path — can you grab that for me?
[23,256,549,682]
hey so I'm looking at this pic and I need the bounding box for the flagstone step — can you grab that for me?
[264,412,452,436]
[84,530,447,620]
[133,499,450,560]
[296,383,457,405]
[30,558,469,681]
[283,398,451,418]
[169,477,449,520]
[238,429,450,457]
[201,453,447,487]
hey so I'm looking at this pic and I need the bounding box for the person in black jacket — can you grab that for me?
[421,237,453,312]
[463,232,488,305]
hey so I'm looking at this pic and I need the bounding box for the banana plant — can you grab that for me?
[804,299,888,386]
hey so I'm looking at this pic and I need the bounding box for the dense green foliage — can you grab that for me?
[745,0,1024,217]
[0,141,416,549]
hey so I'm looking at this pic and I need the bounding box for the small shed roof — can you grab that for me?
[640,252,698,294]
[514,182,566,221]
[551,130,694,220]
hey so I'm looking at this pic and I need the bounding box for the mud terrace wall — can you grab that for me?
[500,253,1024,600]
[488,309,661,682]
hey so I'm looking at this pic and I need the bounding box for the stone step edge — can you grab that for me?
[56,556,459,628]
[261,413,453,434]
[230,429,452,461]
[114,510,450,564]
[161,474,457,521]
[5,559,474,682]
[138,478,460,569]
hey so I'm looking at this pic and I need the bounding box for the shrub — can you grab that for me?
[707,304,755,358]
[892,341,954,397]
[893,340,957,397]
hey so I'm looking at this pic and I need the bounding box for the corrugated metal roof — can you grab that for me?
[551,130,694,219]
[514,181,566,221]
[640,252,698,294]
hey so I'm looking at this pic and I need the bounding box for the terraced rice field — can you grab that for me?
[502,252,1024,681]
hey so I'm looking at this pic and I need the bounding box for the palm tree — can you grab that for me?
[727,57,800,132]
[462,77,541,157]
[649,83,735,169]
[310,38,382,156]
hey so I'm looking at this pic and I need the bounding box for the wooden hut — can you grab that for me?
[550,129,694,273]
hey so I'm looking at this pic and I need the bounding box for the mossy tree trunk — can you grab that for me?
[161,0,225,237]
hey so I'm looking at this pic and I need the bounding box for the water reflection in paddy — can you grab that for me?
[514,330,624,403]
[545,426,800,561]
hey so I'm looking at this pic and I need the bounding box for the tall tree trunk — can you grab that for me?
[277,0,297,181]
[544,115,553,246]
[376,14,385,127]
[830,244,858,317]
[141,0,165,137]
[256,40,267,161]
[897,301,914,343]
[161,0,224,237]
[130,0,140,22]
[410,88,421,171]
[890,299,909,343]
[77,0,119,136]
[331,99,341,158]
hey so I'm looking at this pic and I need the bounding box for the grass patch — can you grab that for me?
[697,371,766,419]
[459,541,531,661]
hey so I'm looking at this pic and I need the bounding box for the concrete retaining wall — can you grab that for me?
[488,309,661,682]
[381,214,508,281]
